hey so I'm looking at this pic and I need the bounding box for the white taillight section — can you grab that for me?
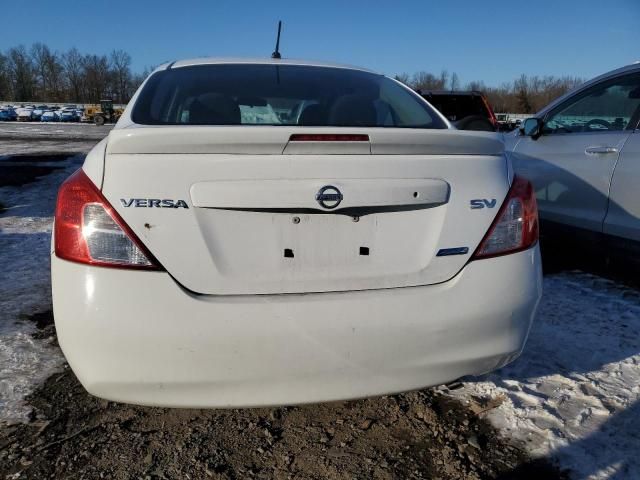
[55,169,161,270]
[472,176,539,259]
[82,204,154,266]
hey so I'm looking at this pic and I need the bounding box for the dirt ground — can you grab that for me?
[0,318,565,480]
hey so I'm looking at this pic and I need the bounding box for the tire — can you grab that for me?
[94,115,105,126]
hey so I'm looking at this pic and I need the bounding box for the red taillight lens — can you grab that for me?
[54,169,161,270]
[472,176,539,260]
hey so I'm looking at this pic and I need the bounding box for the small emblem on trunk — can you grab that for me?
[316,185,343,209]
[470,199,497,209]
[120,198,189,209]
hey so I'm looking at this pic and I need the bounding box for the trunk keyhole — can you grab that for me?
[359,247,369,256]
[284,248,294,258]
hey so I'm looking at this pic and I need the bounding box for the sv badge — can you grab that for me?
[470,198,497,209]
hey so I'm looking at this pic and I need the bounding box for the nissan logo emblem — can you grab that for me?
[315,185,343,209]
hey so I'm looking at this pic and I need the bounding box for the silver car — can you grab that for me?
[509,63,640,256]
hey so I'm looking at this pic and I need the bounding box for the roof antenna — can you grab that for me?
[271,21,282,59]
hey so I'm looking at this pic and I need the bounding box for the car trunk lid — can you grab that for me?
[101,127,508,295]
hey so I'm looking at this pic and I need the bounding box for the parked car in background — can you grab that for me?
[16,107,34,122]
[32,105,49,120]
[0,108,17,121]
[52,58,541,408]
[41,110,59,122]
[420,90,498,131]
[509,63,640,261]
[59,107,79,122]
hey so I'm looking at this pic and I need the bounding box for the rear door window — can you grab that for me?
[132,64,446,129]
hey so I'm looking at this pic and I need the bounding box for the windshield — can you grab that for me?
[132,64,446,129]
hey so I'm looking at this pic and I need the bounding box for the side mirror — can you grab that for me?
[521,117,543,140]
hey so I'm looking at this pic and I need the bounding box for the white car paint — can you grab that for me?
[103,129,507,295]
[52,247,541,408]
[52,58,542,407]
[15,108,33,121]
[509,63,640,240]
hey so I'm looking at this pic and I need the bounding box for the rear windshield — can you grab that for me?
[132,64,446,129]
[423,94,489,122]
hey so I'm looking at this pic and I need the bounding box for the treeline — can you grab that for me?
[1,43,585,112]
[0,43,152,104]
[395,71,585,113]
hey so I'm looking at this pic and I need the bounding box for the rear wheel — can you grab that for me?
[94,115,105,126]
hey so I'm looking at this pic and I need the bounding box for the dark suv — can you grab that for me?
[419,90,498,132]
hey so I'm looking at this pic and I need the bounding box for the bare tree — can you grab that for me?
[31,43,50,100]
[0,41,585,112]
[62,48,84,102]
[484,82,513,112]
[129,65,155,98]
[449,72,459,91]
[466,80,486,91]
[439,70,449,90]
[45,52,64,101]
[514,74,533,113]
[7,45,35,101]
[29,43,66,101]
[0,53,10,99]
[404,70,582,113]
[110,49,132,103]
[393,73,410,85]
[412,71,445,91]
[83,54,111,102]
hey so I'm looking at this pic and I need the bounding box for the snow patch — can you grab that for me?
[448,272,640,479]
[0,155,82,423]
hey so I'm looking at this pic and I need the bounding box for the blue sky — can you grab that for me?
[2,0,638,86]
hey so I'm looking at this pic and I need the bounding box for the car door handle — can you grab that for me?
[585,146,618,155]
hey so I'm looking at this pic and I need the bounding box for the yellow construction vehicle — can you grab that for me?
[81,99,124,125]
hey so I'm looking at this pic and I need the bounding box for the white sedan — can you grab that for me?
[509,63,640,257]
[15,107,33,122]
[52,58,542,408]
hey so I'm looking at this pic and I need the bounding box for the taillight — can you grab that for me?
[472,176,539,259]
[54,169,162,270]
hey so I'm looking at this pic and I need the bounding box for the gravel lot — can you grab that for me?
[0,121,113,155]
[0,121,113,140]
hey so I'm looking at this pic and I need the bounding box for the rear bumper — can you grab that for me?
[52,247,542,408]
